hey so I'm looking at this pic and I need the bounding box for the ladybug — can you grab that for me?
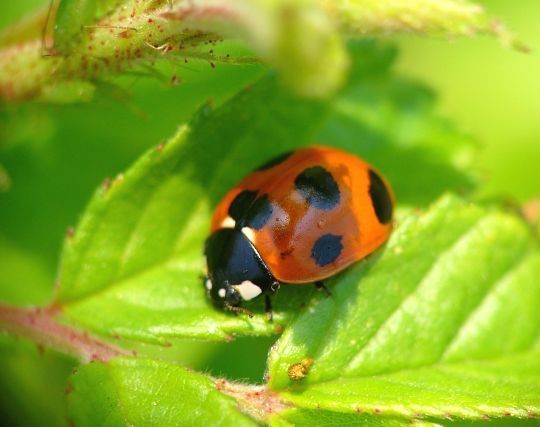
[204,146,394,319]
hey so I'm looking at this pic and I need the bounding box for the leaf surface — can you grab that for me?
[267,195,540,419]
[67,357,257,426]
[55,43,477,343]
[270,408,410,426]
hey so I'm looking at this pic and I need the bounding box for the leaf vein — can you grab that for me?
[342,216,484,374]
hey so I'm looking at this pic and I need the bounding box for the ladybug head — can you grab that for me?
[204,228,275,308]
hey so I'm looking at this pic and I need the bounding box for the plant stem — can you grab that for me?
[0,0,229,102]
[216,378,290,422]
[0,304,130,362]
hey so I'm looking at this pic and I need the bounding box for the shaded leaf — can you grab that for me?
[267,194,540,419]
[0,235,52,305]
[67,357,257,426]
[0,337,75,427]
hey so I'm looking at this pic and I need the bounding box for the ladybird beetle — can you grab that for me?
[204,146,394,319]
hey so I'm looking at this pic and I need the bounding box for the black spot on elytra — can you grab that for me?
[368,169,393,224]
[311,234,343,267]
[294,166,340,210]
[228,190,257,221]
[228,190,273,230]
[255,151,294,171]
[246,195,273,229]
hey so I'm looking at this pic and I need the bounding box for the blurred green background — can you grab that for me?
[0,1,538,426]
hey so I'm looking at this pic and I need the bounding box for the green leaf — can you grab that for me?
[0,337,75,427]
[270,407,538,426]
[54,42,476,344]
[267,194,540,419]
[322,43,476,206]
[54,92,326,343]
[270,408,410,426]
[0,235,53,305]
[67,357,257,426]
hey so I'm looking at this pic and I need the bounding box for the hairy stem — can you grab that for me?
[215,378,290,422]
[0,304,129,362]
[0,0,241,102]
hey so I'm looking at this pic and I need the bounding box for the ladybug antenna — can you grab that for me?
[224,303,253,318]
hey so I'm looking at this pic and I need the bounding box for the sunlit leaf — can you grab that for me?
[270,408,410,426]
[67,357,257,426]
[267,194,540,420]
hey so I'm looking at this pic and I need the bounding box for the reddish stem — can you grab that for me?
[0,304,129,362]
[216,378,289,421]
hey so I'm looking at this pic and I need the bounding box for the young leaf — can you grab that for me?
[1,0,521,102]
[54,43,477,344]
[67,357,257,426]
[267,194,540,420]
[334,0,523,50]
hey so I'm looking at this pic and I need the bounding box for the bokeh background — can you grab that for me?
[0,1,538,425]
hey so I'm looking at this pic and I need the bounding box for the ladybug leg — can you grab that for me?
[224,303,254,318]
[314,281,332,297]
[265,294,273,322]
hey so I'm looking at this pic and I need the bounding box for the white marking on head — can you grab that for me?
[205,279,213,290]
[233,280,262,301]
[241,227,255,242]
[220,216,236,229]
[218,288,226,298]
